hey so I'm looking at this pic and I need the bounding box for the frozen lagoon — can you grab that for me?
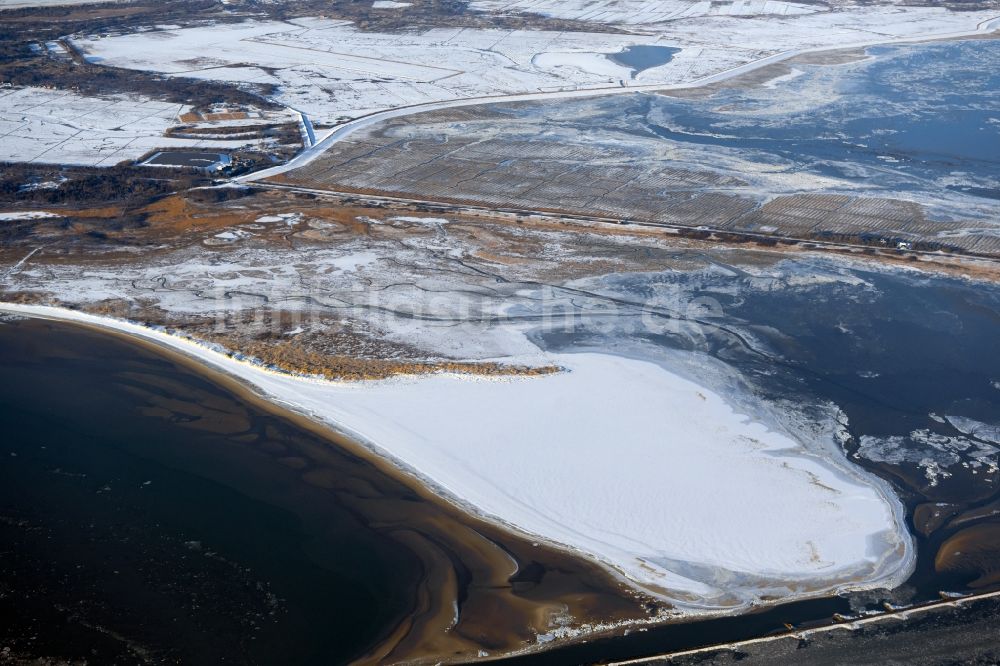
[0,304,914,610]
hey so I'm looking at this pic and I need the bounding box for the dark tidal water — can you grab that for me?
[723,269,1000,442]
[0,318,418,665]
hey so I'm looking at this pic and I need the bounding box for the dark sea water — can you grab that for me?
[722,268,1000,444]
[0,318,418,665]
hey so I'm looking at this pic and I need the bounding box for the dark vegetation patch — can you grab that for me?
[0,43,279,114]
[0,163,200,207]
[0,151,277,207]
[0,1,279,113]
[246,0,627,33]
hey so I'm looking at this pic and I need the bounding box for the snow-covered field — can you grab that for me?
[0,303,914,609]
[71,7,999,125]
[470,0,821,25]
[74,20,667,123]
[0,211,61,221]
[0,87,272,166]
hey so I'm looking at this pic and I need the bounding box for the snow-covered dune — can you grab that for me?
[0,303,914,610]
[284,350,913,605]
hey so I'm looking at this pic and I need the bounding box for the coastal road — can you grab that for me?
[610,589,1000,666]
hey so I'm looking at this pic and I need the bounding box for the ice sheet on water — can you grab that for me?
[946,415,1000,446]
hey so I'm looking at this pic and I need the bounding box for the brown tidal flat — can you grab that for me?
[43,317,656,664]
[935,522,1000,589]
[866,460,1000,597]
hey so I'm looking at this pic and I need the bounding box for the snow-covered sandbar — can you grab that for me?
[0,304,915,610]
